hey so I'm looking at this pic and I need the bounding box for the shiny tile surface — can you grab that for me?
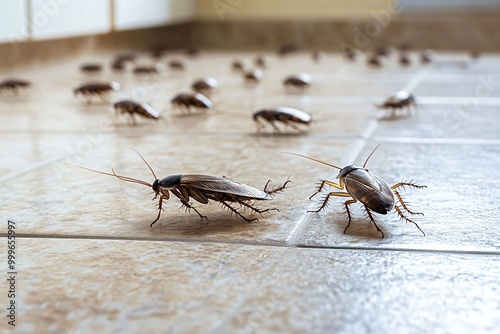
[1,51,499,333]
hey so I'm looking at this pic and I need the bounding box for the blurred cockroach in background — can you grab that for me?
[421,49,435,64]
[231,60,245,72]
[367,54,383,67]
[186,47,201,57]
[288,145,426,238]
[399,53,411,66]
[80,63,103,74]
[312,50,325,63]
[111,53,136,72]
[71,152,291,227]
[253,107,312,133]
[133,64,163,75]
[255,55,270,68]
[191,77,219,95]
[74,81,120,103]
[343,47,358,61]
[0,78,32,95]
[114,100,161,125]
[278,43,298,56]
[244,69,263,84]
[171,93,213,113]
[283,73,313,93]
[169,59,185,71]
[378,91,417,118]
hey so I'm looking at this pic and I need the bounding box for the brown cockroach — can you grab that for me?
[74,82,120,103]
[283,73,313,93]
[378,91,417,118]
[288,145,426,238]
[73,152,291,227]
[255,55,270,68]
[191,77,219,95]
[133,64,162,75]
[421,49,434,64]
[278,43,298,56]
[399,53,411,66]
[253,107,312,132]
[168,59,185,71]
[114,100,160,125]
[343,47,358,61]
[312,50,325,63]
[231,60,245,72]
[244,69,263,84]
[375,46,394,57]
[111,53,136,71]
[186,47,201,57]
[80,63,102,74]
[0,78,31,94]
[171,93,213,113]
[471,51,480,59]
[367,54,383,68]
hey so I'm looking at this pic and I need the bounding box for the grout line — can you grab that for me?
[372,137,500,146]
[2,234,498,256]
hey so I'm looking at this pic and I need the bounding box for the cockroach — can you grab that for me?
[169,59,185,71]
[255,55,270,68]
[231,60,245,72]
[80,63,102,74]
[378,91,417,118]
[73,152,291,227]
[283,73,312,93]
[191,77,219,94]
[244,69,263,84]
[367,54,383,68]
[74,82,120,103]
[421,49,434,64]
[312,50,325,63]
[171,93,213,113]
[133,65,162,75]
[375,46,394,57]
[344,47,358,61]
[288,145,426,238]
[151,46,166,59]
[114,100,160,125]
[471,51,480,59]
[186,47,201,57]
[399,53,411,66]
[253,107,312,132]
[0,78,31,94]
[111,53,136,71]
[278,43,298,56]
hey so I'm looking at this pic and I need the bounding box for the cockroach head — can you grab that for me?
[337,165,358,179]
[152,179,160,192]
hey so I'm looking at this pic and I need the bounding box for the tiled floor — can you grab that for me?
[1,51,499,333]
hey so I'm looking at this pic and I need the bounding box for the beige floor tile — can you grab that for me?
[1,238,497,333]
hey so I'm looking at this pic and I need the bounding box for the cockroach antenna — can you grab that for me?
[363,143,382,168]
[282,152,342,170]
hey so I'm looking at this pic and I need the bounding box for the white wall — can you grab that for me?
[0,0,28,43]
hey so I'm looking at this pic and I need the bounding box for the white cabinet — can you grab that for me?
[0,0,28,42]
[115,0,196,31]
[30,0,111,40]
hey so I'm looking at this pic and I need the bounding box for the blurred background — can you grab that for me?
[1,0,500,71]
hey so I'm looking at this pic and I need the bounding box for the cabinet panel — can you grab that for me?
[30,0,111,40]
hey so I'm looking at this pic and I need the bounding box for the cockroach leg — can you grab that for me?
[393,190,424,216]
[238,200,278,216]
[394,205,425,236]
[391,181,427,190]
[181,200,208,220]
[309,179,344,199]
[264,180,291,195]
[308,191,351,213]
[343,199,357,234]
[364,205,384,238]
[151,199,164,227]
[220,201,258,222]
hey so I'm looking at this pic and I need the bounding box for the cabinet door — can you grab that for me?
[30,0,111,40]
[114,0,196,31]
[0,0,28,43]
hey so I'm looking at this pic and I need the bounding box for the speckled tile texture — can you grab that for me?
[1,50,499,333]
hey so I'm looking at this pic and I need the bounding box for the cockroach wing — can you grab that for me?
[180,174,272,200]
[344,169,394,214]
